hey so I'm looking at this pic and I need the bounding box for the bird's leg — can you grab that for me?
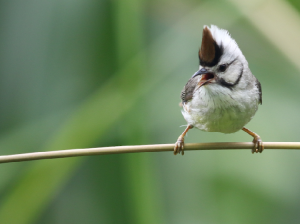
[242,127,264,153]
[174,125,193,155]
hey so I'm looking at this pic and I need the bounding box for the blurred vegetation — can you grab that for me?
[0,0,300,223]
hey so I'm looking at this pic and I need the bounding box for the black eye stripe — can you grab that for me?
[228,58,237,66]
[218,58,237,72]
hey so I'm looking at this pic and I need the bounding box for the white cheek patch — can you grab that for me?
[218,62,243,85]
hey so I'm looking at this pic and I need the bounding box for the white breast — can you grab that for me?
[181,84,259,133]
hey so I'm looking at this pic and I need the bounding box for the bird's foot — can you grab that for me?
[174,124,193,155]
[242,127,264,154]
[252,135,264,154]
[174,136,185,155]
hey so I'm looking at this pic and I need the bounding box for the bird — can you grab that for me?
[174,25,263,155]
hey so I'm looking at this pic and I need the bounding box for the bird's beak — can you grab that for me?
[192,68,208,78]
[192,68,215,87]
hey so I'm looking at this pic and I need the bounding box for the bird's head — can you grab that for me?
[192,25,247,90]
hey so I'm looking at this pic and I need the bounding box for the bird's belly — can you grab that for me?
[182,89,258,133]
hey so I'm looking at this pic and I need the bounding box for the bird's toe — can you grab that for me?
[174,137,184,155]
[252,136,264,154]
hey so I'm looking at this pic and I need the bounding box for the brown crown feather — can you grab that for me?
[199,27,215,64]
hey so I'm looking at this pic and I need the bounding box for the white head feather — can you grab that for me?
[205,25,247,66]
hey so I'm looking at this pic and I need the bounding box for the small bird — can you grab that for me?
[174,25,263,155]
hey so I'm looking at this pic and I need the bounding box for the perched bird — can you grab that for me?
[174,25,263,155]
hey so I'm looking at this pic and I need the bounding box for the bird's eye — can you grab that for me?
[218,64,227,72]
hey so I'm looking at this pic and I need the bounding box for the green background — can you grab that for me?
[0,0,300,223]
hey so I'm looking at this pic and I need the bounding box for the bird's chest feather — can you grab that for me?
[182,85,259,133]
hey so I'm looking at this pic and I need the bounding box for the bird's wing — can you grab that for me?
[255,78,262,105]
[181,77,199,103]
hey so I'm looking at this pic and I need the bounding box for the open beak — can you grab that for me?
[192,68,215,87]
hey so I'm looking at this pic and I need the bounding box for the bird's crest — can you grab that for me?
[199,26,224,67]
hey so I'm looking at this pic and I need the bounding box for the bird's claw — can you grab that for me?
[252,136,264,154]
[174,137,184,155]
[174,125,193,155]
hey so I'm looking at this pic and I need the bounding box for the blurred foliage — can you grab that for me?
[287,0,300,12]
[0,0,300,223]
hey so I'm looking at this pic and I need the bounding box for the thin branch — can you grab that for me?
[0,142,300,164]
